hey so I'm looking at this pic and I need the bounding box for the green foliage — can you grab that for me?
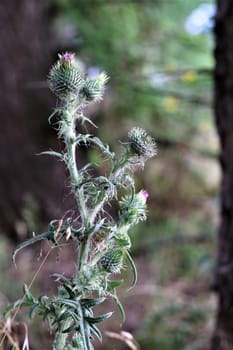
[4,53,157,350]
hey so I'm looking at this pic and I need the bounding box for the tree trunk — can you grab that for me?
[211,1,233,348]
[0,1,70,241]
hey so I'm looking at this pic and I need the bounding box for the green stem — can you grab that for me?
[109,151,133,187]
[78,237,90,271]
[61,110,90,275]
[62,114,87,222]
[89,195,108,226]
[53,320,70,350]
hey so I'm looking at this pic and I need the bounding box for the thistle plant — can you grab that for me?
[4,53,157,350]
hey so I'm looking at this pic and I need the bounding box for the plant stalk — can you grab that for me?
[61,111,90,274]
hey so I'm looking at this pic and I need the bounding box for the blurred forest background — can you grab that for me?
[0,0,224,349]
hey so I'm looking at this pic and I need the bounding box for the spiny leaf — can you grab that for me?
[51,273,72,285]
[91,136,115,159]
[57,310,73,323]
[61,313,81,333]
[80,319,92,350]
[112,292,125,323]
[3,286,37,318]
[22,284,36,304]
[3,299,23,317]
[93,218,106,234]
[125,250,137,288]
[107,279,124,291]
[90,324,102,342]
[38,151,64,159]
[38,295,48,304]
[29,303,40,319]
[80,297,105,309]
[42,307,53,321]
[84,312,113,324]
[78,113,98,128]
[13,232,54,265]
[56,298,81,309]
[62,322,77,334]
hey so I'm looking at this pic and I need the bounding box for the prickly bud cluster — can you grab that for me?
[119,190,148,225]
[98,248,124,273]
[81,73,109,102]
[128,127,157,158]
[48,52,84,100]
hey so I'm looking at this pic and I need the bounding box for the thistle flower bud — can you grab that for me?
[48,52,84,100]
[128,127,157,158]
[119,190,148,225]
[137,189,149,204]
[98,248,124,273]
[81,73,109,102]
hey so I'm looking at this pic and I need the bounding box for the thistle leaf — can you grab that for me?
[112,292,125,323]
[51,273,72,284]
[12,232,54,265]
[125,250,137,288]
[90,324,102,342]
[84,312,113,324]
[3,299,23,317]
[56,298,81,310]
[107,279,124,292]
[29,303,40,319]
[80,297,105,309]
[80,320,92,350]
[38,151,64,159]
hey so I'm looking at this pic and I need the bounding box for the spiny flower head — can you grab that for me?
[137,189,149,205]
[58,52,75,63]
[119,190,148,225]
[48,52,84,100]
[98,248,124,273]
[128,127,157,158]
[81,72,109,102]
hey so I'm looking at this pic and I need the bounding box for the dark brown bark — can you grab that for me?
[0,1,71,241]
[211,1,233,349]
